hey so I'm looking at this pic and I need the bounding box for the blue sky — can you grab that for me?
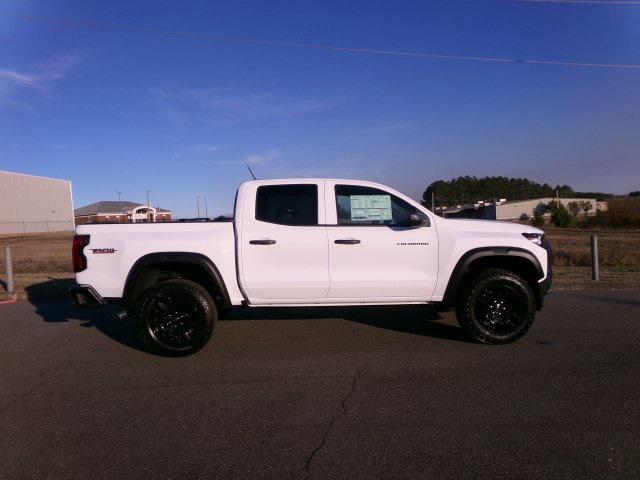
[1,0,639,217]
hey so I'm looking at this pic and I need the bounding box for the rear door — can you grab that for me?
[325,182,438,301]
[238,182,330,304]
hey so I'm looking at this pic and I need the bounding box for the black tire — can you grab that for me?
[455,268,536,344]
[136,279,217,356]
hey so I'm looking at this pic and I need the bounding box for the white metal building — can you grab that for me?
[490,197,598,221]
[0,171,75,234]
[438,197,599,221]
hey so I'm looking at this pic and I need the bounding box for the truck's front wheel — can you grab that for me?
[455,268,536,344]
[137,279,216,356]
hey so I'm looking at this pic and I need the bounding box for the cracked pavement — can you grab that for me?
[1,291,640,479]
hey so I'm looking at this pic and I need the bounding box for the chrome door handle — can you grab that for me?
[249,239,276,245]
[334,239,361,245]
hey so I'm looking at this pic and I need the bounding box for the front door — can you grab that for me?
[239,182,330,304]
[326,183,438,301]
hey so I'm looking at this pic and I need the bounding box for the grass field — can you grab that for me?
[546,227,640,268]
[1,229,639,297]
[0,232,72,274]
[545,227,640,290]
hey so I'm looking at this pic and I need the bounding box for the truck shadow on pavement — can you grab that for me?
[225,305,472,343]
[25,279,145,351]
[26,279,472,353]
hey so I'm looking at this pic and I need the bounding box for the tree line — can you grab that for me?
[421,176,614,207]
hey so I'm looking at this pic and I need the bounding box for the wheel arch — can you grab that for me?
[442,247,544,309]
[122,252,231,309]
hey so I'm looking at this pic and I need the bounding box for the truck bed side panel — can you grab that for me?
[75,223,243,304]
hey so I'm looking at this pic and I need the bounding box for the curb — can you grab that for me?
[0,293,18,305]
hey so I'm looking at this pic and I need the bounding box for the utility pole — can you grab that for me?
[204,195,208,218]
[115,191,122,201]
[146,191,151,222]
[431,191,435,213]
[197,196,201,217]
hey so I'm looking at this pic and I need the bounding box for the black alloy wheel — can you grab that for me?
[137,279,216,355]
[456,268,536,344]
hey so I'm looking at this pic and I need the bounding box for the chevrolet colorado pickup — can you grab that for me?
[71,179,552,355]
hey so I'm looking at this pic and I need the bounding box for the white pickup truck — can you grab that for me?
[71,179,552,355]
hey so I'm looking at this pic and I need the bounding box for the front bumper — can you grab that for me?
[69,284,105,308]
[536,237,553,309]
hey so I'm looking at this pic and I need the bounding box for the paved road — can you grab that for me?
[1,291,639,479]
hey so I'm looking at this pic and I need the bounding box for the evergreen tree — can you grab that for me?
[422,176,577,207]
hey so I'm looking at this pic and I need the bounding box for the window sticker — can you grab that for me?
[350,195,392,222]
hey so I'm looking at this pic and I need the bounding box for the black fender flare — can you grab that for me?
[441,247,544,307]
[122,252,231,308]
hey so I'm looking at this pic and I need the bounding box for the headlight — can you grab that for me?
[522,232,544,246]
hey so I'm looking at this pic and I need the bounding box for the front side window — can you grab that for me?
[335,185,425,226]
[256,184,318,226]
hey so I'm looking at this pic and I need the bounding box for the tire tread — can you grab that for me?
[137,279,217,356]
[455,268,536,345]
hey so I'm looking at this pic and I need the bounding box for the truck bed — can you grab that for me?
[75,222,242,302]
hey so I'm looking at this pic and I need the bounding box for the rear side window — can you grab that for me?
[255,184,318,226]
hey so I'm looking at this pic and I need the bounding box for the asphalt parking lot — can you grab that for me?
[1,291,639,479]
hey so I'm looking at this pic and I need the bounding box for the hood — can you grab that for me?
[434,217,544,235]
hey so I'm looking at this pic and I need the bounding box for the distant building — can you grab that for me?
[0,171,74,234]
[596,201,608,212]
[437,197,598,221]
[74,201,172,225]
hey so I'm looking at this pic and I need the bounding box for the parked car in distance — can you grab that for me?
[177,217,212,222]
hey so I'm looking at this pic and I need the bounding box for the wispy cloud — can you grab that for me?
[174,144,220,158]
[203,148,281,166]
[149,85,342,126]
[48,143,93,151]
[263,155,383,179]
[0,54,80,110]
[363,122,426,134]
[244,149,280,164]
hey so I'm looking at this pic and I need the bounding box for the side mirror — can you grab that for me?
[407,212,428,227]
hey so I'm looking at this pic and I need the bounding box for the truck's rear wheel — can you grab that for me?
[136,279,216,356]
[455,268,536,344]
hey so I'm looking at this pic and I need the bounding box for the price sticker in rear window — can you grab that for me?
[350,195,392,222]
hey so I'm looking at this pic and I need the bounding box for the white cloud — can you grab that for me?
[244,149,279,164]
[187,144,220,153]
[205,148,281,166]
[0,54,80,110]
[370,122,424,134]
[174,144,220,158]
[149,85,342,126]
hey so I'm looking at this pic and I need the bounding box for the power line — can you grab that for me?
[2,12,640,70]
[518,1,640,5]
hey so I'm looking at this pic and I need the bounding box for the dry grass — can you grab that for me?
[545,228,640,290]
[546,228,640,268]
[0,232,73,274]
[591,197,640,229]
[552,267,640,291]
